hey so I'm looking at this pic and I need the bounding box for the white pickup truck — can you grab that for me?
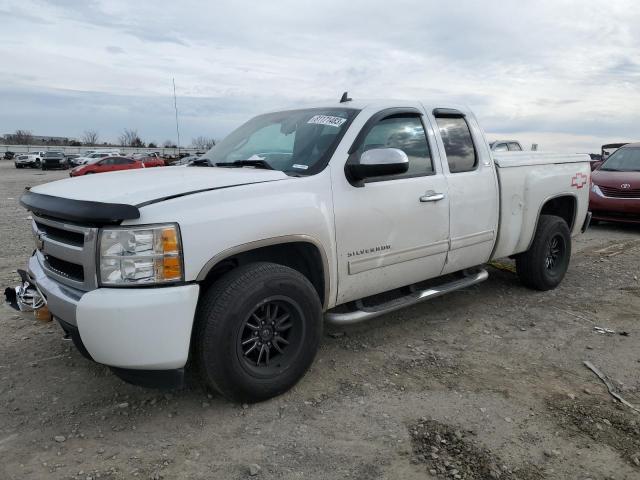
[15,99,591,402]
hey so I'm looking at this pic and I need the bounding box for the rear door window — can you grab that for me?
[507,142,522,151]
[434,116,478,173]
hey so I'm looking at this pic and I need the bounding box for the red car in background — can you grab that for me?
[589,143,628,171]
[131,152,166,167]
[590,143,640,224]
[70,156,145,177]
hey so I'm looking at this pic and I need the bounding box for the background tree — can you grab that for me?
[82,130,99,146]
[163,140,177,148]
[147,142,157,149]
[192,136,216,150]
[12,129,33,145]
[119,128,144,147]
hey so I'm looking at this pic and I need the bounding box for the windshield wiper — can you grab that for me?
[599,167,621,171]
[215,159,274,170]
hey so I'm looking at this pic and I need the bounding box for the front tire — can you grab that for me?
[516,215,571,291]
[195,262,322,403]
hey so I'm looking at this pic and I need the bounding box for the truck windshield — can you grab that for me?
[600,147,640,172]
[201,108,359,175]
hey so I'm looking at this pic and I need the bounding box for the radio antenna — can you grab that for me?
[340,91,352,103]
[173,78,181,156]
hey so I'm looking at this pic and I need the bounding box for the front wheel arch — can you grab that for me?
[198,238,329,309]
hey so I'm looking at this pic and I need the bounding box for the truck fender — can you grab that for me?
[195,234,331,309]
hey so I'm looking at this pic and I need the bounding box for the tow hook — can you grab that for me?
[4,269,52,321]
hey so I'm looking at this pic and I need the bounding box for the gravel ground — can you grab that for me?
[1,161,639,480]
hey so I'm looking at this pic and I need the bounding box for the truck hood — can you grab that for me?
[30,166,291,206]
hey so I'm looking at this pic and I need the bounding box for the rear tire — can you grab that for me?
[195,262,322,403]
[516,215,571,291]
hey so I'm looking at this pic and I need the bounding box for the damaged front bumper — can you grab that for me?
[25,253,84,325]
[4,268,46,313]
[5,252,199,389]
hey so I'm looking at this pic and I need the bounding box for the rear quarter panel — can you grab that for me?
[492,159,590,259]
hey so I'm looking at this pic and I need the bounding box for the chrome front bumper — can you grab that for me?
[27,253,84,326]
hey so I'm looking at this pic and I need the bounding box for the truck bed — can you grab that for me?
[491,152,591,260]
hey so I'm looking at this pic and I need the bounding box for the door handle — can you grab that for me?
[419,192,445,202]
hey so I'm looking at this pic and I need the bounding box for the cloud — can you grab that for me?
[0,0,639,151]
[106,46,125,54]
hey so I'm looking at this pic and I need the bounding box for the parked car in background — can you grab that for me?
[14,153,42,169]
[80,149,121,157]
[173,155,201,166]
[41,151,68,170]
[602,143,627,160]
[591,143,629,171]
[490,140,523,152]
[71,151,119,166]
[590,143,640,224]
[130,152,166,167]
[4,151,15,160]
[70,156,144,177]
[587,153,603,171]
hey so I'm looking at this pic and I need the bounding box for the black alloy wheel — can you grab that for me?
[196,262,322,403]
[237,297,303,376]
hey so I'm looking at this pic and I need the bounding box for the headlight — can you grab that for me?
[591,183,603,196]
[99,224,183,286]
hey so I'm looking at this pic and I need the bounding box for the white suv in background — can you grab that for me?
[14,152,44,169]
[71,151,120,166]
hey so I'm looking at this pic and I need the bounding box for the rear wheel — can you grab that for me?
[516,215,571,291]
[196,262,322,403]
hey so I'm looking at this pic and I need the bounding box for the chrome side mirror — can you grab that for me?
[346,148,409,182]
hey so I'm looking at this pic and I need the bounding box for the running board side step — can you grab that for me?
[325,268,489,325]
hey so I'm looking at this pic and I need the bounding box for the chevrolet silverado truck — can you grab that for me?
[13,99,591,402]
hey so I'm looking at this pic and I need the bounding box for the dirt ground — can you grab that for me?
[1,161,639,480]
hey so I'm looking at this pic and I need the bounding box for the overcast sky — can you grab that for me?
[1,0,639,151]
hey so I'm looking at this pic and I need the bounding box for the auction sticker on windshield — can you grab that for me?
[307,115,347,128]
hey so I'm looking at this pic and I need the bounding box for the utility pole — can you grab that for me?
[173,78,181,157]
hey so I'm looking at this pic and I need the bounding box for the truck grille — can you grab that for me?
[32,214,98,291]
[34,221,85,246]
[45,255,85,282]
[599,186,640,198]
